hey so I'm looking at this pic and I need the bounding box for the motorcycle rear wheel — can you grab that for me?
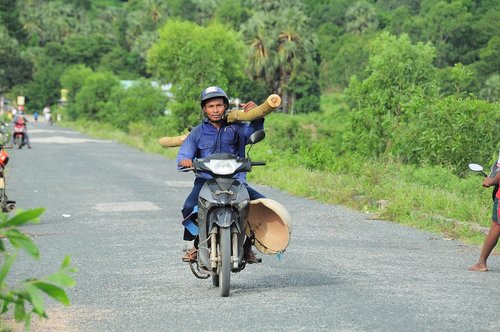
[219,227,231,297]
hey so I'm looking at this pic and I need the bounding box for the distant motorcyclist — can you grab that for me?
[11,110,32,149]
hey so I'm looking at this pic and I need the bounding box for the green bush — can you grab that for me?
[145,115,179,143]
[112,79,167,132]
[73,71,122,121]
[345,32,437,157]
[406,96,500,175]
[60,64,94,119]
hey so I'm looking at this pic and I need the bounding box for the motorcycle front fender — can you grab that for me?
[209,208,241,233]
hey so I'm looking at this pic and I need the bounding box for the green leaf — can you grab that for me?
[25,311,32,331]
[0,252,17,285]
[0,292,17,303]
[6,229,40,258]
[25,284,45,316]
[60,255,72,269]
[1,299,8,314]
[14,299,25,322]
[46,271,76,288]
[33,281,70,306]
[0,208,45,228]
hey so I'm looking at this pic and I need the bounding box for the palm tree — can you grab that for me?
[345,1,379,35]
[242,2,317,113]
[241,12,275,88]
[17,0,87,46]
[274,7,315,113]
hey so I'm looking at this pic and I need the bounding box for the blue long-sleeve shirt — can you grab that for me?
[176,117,264,182]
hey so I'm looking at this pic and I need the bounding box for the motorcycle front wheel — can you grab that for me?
[0,188,5,212]
[219,227,231,297]
[14,135,23,149]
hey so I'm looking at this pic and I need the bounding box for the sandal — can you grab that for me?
[182,247,198,262]
[244,249,262,264]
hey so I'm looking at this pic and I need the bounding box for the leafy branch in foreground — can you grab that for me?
[0,208,77,330]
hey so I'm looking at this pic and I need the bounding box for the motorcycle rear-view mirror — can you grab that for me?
[248,130,265,145]
[469,163,488,177]
[468,163,484,172]
[246,130,265,157]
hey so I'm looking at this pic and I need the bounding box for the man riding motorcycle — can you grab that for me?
[177,86,265,264]
[11,110,32,149]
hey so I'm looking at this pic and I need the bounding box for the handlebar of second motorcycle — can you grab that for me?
[177,167,194,172]
[251,161,266,166]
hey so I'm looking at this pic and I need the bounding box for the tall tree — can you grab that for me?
[163,0,197,21]
[17,0,88,46]
[0,24,32,93]
[475,36,500,84]
[243,12,274,86]
[275,7,317,113]
[241,1,318,113]
[147,20,246,131]
[44,34,114,69]
[375,0,421,14]
[320,34,370,89]
[345,1,379,35]
[416,0,475,67]
[213,0,250,31]
[0,0,27,42]
[302,0,352,29]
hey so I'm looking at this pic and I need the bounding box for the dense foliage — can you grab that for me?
[0,0,499,174]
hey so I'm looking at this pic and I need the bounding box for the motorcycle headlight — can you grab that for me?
[205,159,242,175]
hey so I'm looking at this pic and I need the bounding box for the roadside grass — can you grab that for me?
[58,113,492,249]
[246,146,490,245]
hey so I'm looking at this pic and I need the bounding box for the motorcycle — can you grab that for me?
[468,149,500,200]
[13,122,26,149]
[180,130,291,297]
[0,143,16,213]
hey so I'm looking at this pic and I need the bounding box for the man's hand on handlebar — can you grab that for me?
[483,172,500,187]
[178,159,193,169]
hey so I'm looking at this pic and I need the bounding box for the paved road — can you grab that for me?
[5,121,500,331]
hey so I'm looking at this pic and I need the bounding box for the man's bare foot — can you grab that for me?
[468,263,488,272]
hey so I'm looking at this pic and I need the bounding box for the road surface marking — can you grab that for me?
[30,136,112,144]
[165,180,192,187]
[92,201,161,212]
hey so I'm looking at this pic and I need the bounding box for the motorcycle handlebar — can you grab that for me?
[252,161,266,166]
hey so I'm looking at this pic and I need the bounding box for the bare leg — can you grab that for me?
[469,221,500,272]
